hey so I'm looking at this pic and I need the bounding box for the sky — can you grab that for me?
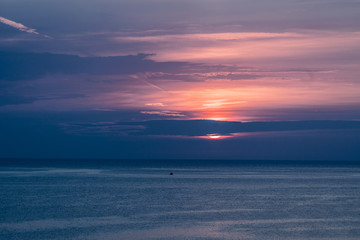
[1,0,360,160]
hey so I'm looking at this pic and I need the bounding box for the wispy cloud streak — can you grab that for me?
[0,16,50,38]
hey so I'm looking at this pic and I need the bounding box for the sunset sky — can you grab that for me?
[1,0,360,160]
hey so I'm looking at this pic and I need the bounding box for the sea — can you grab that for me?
[0,159,360,240]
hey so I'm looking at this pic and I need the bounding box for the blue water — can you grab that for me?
[1,161,360,240]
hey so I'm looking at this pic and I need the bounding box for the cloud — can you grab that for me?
[145,103,165,107]
[0,16,50,38]
[0,95,35,106]
[0,51,257,82]
[0,51,193,81]
[0,17,39,34]
[113,32,301,43]
[1,51,358,116]
[1,111,360,160]
[140,111,185,117]
[111,30,360,66]
[64,119,360,137]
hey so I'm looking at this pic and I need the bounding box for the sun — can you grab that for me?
[207,134,222,139]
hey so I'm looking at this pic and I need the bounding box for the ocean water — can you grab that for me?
[0,160,360,240]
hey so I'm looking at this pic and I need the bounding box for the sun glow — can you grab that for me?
[207,134,222,139]
[206,117,228,121]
